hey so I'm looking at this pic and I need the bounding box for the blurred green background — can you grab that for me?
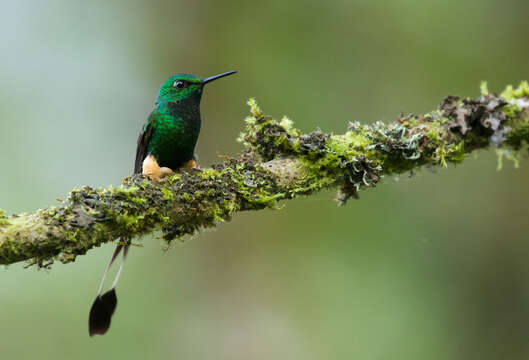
[1,0,529,359]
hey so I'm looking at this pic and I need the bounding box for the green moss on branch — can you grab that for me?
[1,82,528,267]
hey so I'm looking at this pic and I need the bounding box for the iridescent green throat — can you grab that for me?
[147,93,202,169]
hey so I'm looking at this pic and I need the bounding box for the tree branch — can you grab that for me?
[1,82,528,268]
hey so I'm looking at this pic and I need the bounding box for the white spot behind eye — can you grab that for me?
[173,80,185,89]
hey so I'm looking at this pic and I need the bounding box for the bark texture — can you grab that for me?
[1,83,528,268]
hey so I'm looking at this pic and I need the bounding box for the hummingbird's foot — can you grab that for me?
[159,167,174,177]
[142,155,173,182]
[157,167,175,183]
[186,159,200,169]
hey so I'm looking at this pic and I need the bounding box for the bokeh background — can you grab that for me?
[1,1,529,359]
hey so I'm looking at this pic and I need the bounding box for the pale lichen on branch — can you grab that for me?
[1,82,528,267]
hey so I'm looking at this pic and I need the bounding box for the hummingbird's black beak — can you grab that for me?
[202,70,237,85]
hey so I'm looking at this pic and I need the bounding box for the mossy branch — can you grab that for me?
[1,82,529,268]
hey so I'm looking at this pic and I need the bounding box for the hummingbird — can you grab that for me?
[88,70,238,336]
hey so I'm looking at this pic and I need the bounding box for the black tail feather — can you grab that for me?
[88,288,118,336]
[89,244,129,337]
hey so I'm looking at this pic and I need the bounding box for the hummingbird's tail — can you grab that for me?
[88,244,130,337]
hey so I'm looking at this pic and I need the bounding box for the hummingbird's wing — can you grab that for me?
[134,115,155,174]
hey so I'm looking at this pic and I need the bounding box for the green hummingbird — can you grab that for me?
[88,70,237,337]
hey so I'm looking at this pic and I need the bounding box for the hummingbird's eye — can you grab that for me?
[173,80,186,89]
